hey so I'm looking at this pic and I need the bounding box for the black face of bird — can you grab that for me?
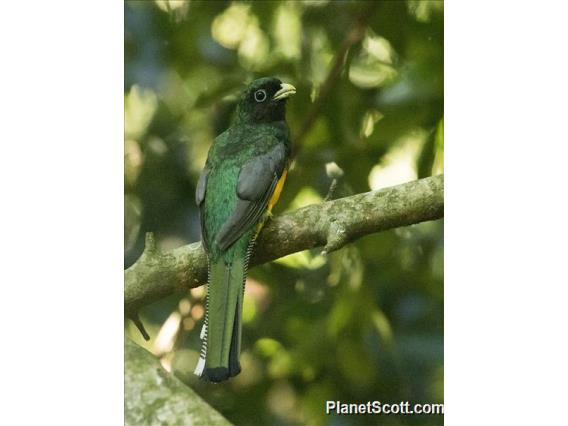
[237,77,296,124]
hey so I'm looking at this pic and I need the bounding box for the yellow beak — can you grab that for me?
[273,83,296,101]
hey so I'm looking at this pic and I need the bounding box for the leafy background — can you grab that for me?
[125,1,443,425]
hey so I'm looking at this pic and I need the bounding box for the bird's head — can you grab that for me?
[236,77,296,124]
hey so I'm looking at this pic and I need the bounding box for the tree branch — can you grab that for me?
[125,174,443,316]
[124,338,231,425]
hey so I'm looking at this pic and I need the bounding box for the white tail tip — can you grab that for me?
[194,357,206,377]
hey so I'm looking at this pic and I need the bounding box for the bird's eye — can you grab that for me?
[254,89,267,102]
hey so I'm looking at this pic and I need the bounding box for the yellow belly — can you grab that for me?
[255,168,288,234]
[268,168,288,213]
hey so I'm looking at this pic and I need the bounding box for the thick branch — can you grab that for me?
[125,174,443,314]
[124,338,231,425]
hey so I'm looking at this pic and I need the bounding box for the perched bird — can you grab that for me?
[194,77,296,382]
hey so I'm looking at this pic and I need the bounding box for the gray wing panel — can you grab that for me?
[195,167,209,206]
[216,144,286,251]
[196,166,210,252]
[237,144,286,201]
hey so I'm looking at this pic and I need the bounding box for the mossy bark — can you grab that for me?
[125,338,231,426]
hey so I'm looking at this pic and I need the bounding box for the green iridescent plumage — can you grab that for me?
[195,77,295,382]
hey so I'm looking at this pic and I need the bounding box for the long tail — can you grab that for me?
[194,255,247,382]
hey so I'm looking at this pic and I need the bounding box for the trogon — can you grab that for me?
[194,77,296,382]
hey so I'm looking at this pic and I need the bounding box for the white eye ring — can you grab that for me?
[254,89,267,102]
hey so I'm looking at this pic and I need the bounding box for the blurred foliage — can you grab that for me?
[125,1,443,425]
